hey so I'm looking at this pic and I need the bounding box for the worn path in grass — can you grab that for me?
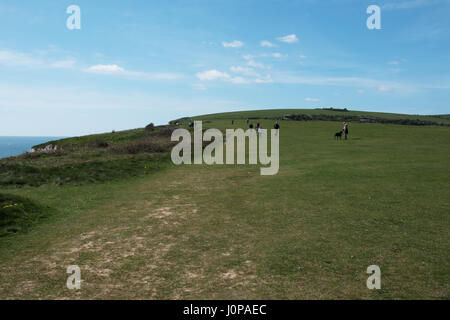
[0,121,449,299]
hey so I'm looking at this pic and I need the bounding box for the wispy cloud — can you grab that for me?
[271,72,420,94]
[0,50,42,67]
[260,40,276,47]
[247,60,265,68]
[196,69,230,81]
[0,49,78,69]
[222,40,244,48]
[277,34,299,43]
[0,49,182,81]
[230,66,261,77]
[378,85,392,92]
[50,59,76,69]
[196,69,272,85]
[271,53,287,58]
[305,97,319,102]
[84,64,182,80]
[85,64,124,74]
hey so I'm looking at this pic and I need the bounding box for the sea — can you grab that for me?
[0,137,63,159]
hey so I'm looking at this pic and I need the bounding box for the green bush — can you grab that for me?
[88,139,109,148]
[109,137,173,154]
[0,194,51,237]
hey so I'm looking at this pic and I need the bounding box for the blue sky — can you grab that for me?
[1,0,449,136]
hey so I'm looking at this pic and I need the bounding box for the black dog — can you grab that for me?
[334,130,343,140]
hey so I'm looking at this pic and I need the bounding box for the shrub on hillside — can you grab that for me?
[88,139,109,148]
[0,193,50,237]
[109,137,173,154]
[150,126,176,137]
[20,149,67,159]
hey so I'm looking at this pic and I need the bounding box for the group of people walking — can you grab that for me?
[236,119,348,139]
[244,119,280,136]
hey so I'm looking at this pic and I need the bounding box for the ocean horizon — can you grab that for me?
[0,136,64,159]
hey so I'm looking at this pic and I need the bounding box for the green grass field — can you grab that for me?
[0,109,449,299]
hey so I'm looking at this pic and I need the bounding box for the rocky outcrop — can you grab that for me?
[29,144,59,153]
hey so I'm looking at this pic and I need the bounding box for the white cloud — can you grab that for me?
[196,69,230,81]
[272,53,286,58]
[300,55,307,59]
[222,40,244,48]
[247,60,265,68]
[230,66,261,77]
[388,61,399,65]
[229,77,250,84]
[254,76,273,84]
[0,49,183,81]
[84,64,182,80]
[357,89,365,94]
[242,54,254,60]
[196,68,272,85]
[85,64,125,74]
[305,97,320,102]
[260,40,276,47]
[277,34,299,43]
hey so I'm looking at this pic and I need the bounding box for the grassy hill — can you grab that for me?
[191,108,450,125]
[0,126,175,187]
[0,109,449,299]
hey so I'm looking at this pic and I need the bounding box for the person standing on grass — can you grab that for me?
[343,122,349,140]
[256,122,262,136]
[274,121,280,136]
